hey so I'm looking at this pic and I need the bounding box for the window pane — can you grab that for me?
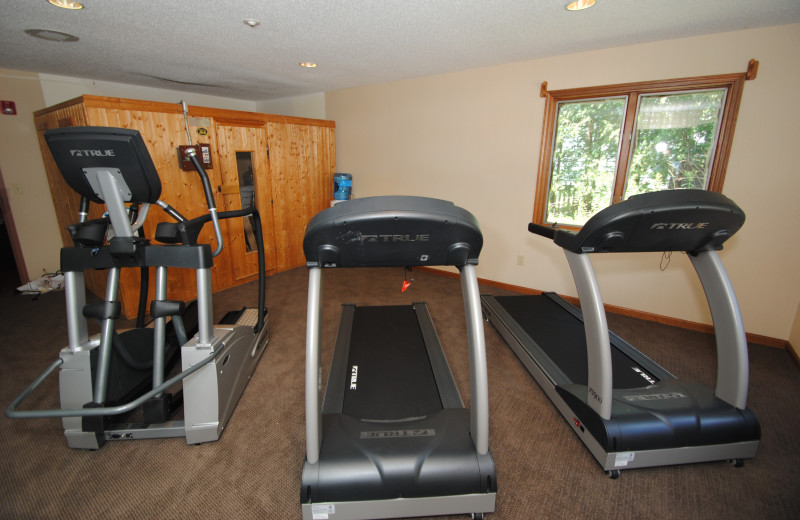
[547,97,626,226]
[235,151,257,253]
[624,90,725,199]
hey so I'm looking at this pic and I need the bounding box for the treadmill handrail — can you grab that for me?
[528,222,557,240]
[305,267,324,464]
[461,264,490,454]
[564,251,613,420]
[689,251,749,409]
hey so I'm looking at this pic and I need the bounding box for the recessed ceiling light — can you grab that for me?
[300,62,318,68]
[48,0,84,9]
[243,19,260,28]
[566,0,595,11]
[24,29,79,42]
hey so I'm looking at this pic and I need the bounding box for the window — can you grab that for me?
[533,73,747,227]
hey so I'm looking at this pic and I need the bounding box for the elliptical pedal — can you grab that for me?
[233,308,262,327]
[219,307,267,328]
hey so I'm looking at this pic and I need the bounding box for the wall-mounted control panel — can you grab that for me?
[177,143,213,171]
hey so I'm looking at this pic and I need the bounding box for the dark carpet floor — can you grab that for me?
[1,266,798,519]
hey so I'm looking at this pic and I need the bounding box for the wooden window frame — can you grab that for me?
[532,72,747,229]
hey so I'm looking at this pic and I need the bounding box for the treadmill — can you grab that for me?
[481,189,760,477]
[301,196,496,520]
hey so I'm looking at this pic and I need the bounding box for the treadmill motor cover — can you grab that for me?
[304,196,483,268]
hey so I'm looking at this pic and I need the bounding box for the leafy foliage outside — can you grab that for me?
[546,90,725,226]
[624,91,724,199]
[547,97,625,226]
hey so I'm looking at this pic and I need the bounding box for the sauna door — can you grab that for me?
[214,123,277,282]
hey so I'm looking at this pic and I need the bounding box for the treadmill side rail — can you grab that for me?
[414,303,463,409]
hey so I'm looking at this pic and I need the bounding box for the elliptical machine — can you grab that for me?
[6,126,269,449]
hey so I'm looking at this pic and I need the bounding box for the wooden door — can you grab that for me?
[215,122,277,282]
[267,122,335,269]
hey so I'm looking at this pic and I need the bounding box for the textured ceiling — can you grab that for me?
[1,0,799,101]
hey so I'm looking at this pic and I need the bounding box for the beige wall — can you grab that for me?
[326,23,800,346]
[256,92,326,120]
[0,69,62,278]
[38,73,258,111]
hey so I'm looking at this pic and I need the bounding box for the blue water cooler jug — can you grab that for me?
[333,173,352,200]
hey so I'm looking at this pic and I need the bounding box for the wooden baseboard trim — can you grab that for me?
[416,266,789,350]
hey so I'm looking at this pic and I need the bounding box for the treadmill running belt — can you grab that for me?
[342,305,442,421]
[494,295,656,389]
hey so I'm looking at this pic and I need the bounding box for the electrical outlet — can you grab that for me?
[517,255,524,266]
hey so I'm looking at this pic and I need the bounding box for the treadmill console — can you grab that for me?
[537,189,745,254]
[304,196,483,268]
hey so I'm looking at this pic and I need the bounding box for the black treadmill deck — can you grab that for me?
[493,293,661,389]
[483,293,760,453]
[305,303,495,504]
[341,305,442,420]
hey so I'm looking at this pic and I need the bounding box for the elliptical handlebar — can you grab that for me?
[184,146,224,257]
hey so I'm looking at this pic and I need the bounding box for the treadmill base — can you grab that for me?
[481,293,760,475]
[302,492,496,520]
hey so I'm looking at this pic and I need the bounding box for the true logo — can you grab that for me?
[623,392,687,401]
[69,149,116,157]
[632,367,656,385]
[650,222,708,230]
[360,234,430,243]
[360,429,436,439]
[349,365,358,390]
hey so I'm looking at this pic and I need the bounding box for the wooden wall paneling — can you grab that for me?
[214,122,278,283]
[84,105,225,317]
[254,129,279,274]
[268,122,302,269]
[267,122,334,270]
[181,119,237,293]
[34,95,335,318]
[265,122,290,269]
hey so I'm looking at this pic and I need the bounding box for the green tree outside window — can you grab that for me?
[534,73,746,228]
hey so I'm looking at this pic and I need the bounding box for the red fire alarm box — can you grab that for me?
[178,144,213,171]
[1,100,17,115]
